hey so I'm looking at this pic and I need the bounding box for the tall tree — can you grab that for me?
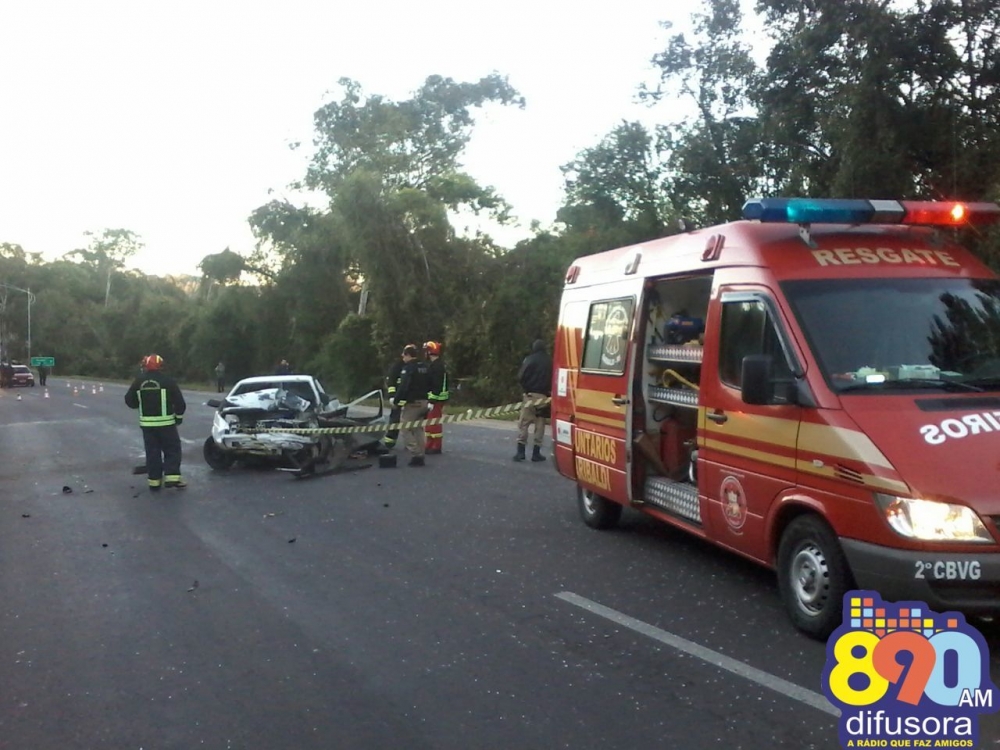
[301,75,524,360]
[65,229,143,307]
[559,121,674,241]
[644,0,763,224]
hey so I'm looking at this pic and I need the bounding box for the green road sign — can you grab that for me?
[30,357,55,367]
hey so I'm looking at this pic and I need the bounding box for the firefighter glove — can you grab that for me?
[175,416,184,425]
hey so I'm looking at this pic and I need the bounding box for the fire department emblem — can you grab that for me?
[600,304,630,369]
[720,476,747,531]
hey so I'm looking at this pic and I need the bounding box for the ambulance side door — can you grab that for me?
[699,289,803,562]
[570,295,636,502]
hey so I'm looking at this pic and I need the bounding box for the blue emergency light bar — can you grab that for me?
[742,198,1000,227]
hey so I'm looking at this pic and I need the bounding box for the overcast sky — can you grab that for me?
[0,0,745,277]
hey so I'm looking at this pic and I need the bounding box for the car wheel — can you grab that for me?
[578,486,622,530]
[777,515,853,640]
[203,437,235,470]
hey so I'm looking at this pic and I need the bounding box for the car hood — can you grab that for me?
[840,395,1000,514]
[222,388,313,415]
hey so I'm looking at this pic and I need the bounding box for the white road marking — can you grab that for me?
[72,403,89,409]
[555,591,839,718]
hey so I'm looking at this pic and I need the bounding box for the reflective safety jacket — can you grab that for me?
[124,372,187,428]
[427,357,449,403]
[386,359,404,401]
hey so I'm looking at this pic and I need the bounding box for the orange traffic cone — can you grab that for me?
[91,386,96,395]
[73,387,78,396]
[44,389,50,399]
[99,384,104,392]
[17,393,22,401]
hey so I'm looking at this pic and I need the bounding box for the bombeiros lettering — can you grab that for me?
[920,411,1000,444]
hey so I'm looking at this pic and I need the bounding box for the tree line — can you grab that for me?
[2,0,999,404]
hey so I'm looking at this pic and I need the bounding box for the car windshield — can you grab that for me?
[13,366,30,374]
[781,277,1000,393]
[232,380,316,405]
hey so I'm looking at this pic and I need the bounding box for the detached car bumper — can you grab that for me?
[215,431,318,455]
[841,538,1000,613]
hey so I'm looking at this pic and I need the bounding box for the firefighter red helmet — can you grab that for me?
[423,341,442,356]
[143,354,164,371]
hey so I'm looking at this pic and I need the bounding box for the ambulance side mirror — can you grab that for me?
[741,355,775,405]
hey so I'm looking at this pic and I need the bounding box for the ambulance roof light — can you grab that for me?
[742,198,1000,227]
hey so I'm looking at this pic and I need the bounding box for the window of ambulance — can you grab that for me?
[582,298,634,373]
[718,297,795,392]
[781,278,1000,393]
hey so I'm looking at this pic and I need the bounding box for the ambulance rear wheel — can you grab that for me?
[578,486,622,530]
[777,515,852,640]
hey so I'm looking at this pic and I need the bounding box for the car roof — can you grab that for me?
[12,364,30,371]
[235,375,316,386]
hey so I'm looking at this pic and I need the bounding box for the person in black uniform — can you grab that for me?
[393,344,431,467]
[125,354,187,491]
[383,351,406,449]
[513,339,553,462]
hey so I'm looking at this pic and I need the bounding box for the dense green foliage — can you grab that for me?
[2,0,999,402]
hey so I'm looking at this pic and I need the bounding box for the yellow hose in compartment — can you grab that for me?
[661,368,700,391]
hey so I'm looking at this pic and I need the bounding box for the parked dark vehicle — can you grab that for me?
[11,365,35,387]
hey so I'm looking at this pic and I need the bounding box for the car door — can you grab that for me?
[699,288,803,561]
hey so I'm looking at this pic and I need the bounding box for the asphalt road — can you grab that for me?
[2,379,998,750]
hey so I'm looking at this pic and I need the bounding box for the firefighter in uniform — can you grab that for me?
[423,341,449,454]
[393,344,431,467]
[125,354,187,491]
[384,351,406,449]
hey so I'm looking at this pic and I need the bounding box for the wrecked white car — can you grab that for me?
[203,375,388,476]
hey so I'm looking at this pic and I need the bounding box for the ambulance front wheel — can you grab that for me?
[578,486,622,530]
[777,515,853,640]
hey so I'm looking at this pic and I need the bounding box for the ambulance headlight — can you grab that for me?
[875,494,993,543]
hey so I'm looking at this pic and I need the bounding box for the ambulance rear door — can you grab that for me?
[563,291,637,503]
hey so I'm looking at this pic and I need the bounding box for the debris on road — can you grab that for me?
[62,486,72,494]
[187,580,199,592]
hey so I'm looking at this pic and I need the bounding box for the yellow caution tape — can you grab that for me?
[246,396,552,436]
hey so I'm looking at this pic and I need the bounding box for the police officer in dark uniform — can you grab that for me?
[393,344,431,467]
[125,354,187,491]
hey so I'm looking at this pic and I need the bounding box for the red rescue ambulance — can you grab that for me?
[552,198,1000,638]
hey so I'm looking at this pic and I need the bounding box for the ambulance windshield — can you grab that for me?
[782,278,1000,392]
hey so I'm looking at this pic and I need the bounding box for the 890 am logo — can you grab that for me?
[822,592,998,748]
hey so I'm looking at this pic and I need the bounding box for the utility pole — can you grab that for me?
[0,283,36,362]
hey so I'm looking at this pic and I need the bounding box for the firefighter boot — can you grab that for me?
[531,445,546,462]
[512,443,526,462]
